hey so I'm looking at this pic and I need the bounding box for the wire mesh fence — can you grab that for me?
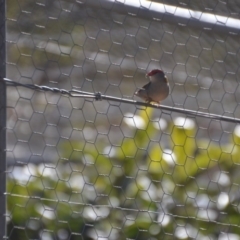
[3,0,240,239]
[0,0,6,238]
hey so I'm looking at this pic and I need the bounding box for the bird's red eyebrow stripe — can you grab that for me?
[147,69,163,76]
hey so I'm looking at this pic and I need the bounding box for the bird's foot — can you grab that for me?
[146,100,160,107]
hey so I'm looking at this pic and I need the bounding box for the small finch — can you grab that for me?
[134,69,170,105]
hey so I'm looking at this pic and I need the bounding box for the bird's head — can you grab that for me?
[146,69,168,83]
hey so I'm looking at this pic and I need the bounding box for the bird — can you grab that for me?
[134,69,170,105]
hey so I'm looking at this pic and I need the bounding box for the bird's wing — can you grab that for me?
[141,82,151,90]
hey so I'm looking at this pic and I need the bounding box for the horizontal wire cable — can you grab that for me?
[2,78,240,124]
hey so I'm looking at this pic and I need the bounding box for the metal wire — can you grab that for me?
[2,77,240,124]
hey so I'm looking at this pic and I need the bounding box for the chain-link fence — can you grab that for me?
[2,0,240,239]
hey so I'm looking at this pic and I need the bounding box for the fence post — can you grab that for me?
[0,0,6,238]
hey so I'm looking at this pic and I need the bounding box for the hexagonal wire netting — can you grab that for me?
[4,0,240,239]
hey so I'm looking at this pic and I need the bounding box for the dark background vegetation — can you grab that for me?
[5,0,240,239]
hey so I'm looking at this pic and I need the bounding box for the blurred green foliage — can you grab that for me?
[7,109,240,240]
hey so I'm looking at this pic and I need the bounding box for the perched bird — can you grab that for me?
[134,69,170,105]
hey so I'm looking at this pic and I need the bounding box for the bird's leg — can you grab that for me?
[145,97,152,104]
[144,97,160,106]
[147,100,160,106]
